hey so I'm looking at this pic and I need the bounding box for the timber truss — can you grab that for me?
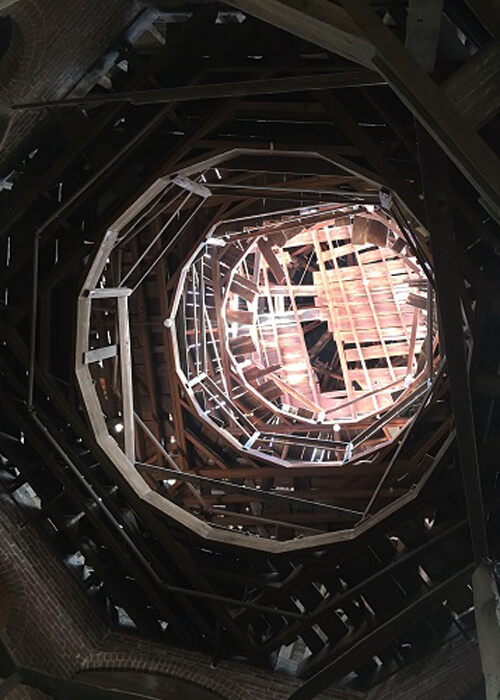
[0,3,500,699]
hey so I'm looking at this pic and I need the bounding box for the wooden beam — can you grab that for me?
[340,0,500,221]
[88,287,132,298]
[117,296,135,463]
[213,256,233,398]
[405,0,444,73]
[137,463,361,516]
[418,124,488,562]
[281,255,321,405]
[225,0,375,66]
[132,235,169,456]
[258,238,287,284]
[84,345,117,364]
[14,71,385,110]
[444,39,500,129]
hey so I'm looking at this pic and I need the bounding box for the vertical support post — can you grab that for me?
[426,278,434,383]
[211,616,222,669]
[417,124,488,562]
[28,230,41,410]
[117,295,135,463]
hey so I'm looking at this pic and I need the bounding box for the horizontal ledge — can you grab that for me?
[84,345,118,364]
[87,287,132,298]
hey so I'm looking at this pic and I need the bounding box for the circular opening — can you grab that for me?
[77,152,442,546]
[172,202,436,465]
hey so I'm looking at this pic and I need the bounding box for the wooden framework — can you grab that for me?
[0,3,499,696]
[75,151,441,551]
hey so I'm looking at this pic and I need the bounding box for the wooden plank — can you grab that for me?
[405,0,444,73]
[213,257,233,396]
[88,287,132,298]
[258,237,287,283]
[84,344,117,364]
[117,296,135,464]
[350,218,388,250]
[324,241,371,260]
[226,308,254,325]
[281,260,321,405]
[328,326,424,344]
[351,215,369,245]
[133,235,168,457]
[232,272,259,293]
[282,224,352,247]
[325,227,381,411]
[312,230,355,413]
[23,71,387,110]
[344,342,408,361]
[353,246,397,385]
[261,265,291,405]
[230,279,257,302]
[407,292,427,310]
[314,258,410,282]
[444,39,500,129]
[244,363,282,381]
[261,284,317,296]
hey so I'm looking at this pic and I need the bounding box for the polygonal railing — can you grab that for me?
[168,201,436,467]
[76,150,447,549]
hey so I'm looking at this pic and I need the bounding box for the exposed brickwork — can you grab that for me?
[0,488,355,699]
[80,633,363,700]
[0,486,488,700]
[367,635,485,700]
[0,490,107,681]
[82,633,303,700]
[0,0,144,172]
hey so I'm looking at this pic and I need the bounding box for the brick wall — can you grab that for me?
[0,491,108,675]
[78,633,362,700]
[0,0,144,171]
[0,488,108,698]
[0,488,357,700]
[0,485,487,700]
[367,635,485,700]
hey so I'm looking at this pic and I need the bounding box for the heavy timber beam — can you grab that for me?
[417,125,488,562]
[223,0,375,66]
[13,71,385,109]
[405,0,443,73]
[228,0,500,221]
